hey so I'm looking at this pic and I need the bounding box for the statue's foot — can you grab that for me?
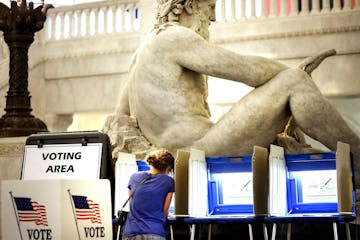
[298,49,336,74]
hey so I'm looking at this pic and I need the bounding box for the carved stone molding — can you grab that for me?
[212,25,360,44]
[0,142,25,155]
[0,137,26,155]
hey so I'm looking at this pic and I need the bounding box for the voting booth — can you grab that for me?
[115,144,355,218]
[1,131,115,240]
[198,143,355,217]
[166,143,355,240]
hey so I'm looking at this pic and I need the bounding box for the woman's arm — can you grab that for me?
[163,192,173,217]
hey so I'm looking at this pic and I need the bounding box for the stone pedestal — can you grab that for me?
[0,137,26,239]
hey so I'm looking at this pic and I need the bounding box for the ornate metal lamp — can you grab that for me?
[0,0,52,137]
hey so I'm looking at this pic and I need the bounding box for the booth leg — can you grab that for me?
[190,224,196,240]
[248,224,253,240]
[333,222,338,240]
[170,224,174,240]
[271,223,277,240]
[263,223,269,240]
[345,223,351,240]
[207,224,212,240]
[116,225,123,240]
[287,223,291,240]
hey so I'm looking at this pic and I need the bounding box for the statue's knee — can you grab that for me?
[283,68,308,77]
[280,68,311,84]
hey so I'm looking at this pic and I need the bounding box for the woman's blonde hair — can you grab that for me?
[145,149,175,171]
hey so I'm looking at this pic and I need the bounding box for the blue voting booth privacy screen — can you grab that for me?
[136,152,354,216]
[206,155,253,215]
[286,152,338,214]
[136,160,151,171]
[206,152,354,215]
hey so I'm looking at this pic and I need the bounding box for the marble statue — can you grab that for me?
[103,0,360,179]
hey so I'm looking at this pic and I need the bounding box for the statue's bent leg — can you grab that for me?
[191,68,360,164]
[191,69,299,156]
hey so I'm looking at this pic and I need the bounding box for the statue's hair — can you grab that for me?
[145,149,175,171]
[155,0,187,24]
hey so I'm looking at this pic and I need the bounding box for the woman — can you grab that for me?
[122,149,175,240]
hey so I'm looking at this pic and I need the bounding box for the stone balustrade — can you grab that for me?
[215,0,359,21]
[39,0,360,43]
[44,0,140,41]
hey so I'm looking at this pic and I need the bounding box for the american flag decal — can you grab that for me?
[13,197,48,226]
[72,195,102,224]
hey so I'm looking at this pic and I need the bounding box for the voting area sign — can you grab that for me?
[21,131,114,182]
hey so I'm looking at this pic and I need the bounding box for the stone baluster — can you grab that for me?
[94,8,100,35]
[127,5,132,31]
[300,0,310,14]
[280,0,288,16]
[112,6,121,34]
[290,0,299,15]
[101,7,108,34]
[111,6,117,34]
[322,0,331,12]
[221,0,226,21]
[260,0,267,18]
[231,0,236,21]
[332,0,342,11]
[66,11,73,38]
[59,12,65,40]
[44,12,53,40]
[311,0,320,13]
[343,0,352,10]
[51,12,57,40]
[251,0,256,18]
[75,10,81,38]
[269,0,277,17]
[117,5,123,32]
[241,0,246,19]
[85,9,91,37]
[129,4,136,31]
[124,5,129,31]
[355,0,360,9]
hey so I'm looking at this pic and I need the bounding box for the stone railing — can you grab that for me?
[0,0,359,55]
[215,0,359,21]
[42,0,360,42]
[44,0,140,41]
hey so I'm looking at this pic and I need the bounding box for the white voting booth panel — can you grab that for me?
[1,179,112,240]
[267,142,354,216]
[268,145,287,216]
[114,152,139,215]
[174,149,207,217]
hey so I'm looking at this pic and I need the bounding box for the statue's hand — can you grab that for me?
[298,49,336,74]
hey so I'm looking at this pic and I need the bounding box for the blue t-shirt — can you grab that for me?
[123,171,175,238]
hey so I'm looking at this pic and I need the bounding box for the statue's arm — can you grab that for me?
[164,27,288,87]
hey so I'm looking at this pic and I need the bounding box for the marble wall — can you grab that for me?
[0,137,27,239]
